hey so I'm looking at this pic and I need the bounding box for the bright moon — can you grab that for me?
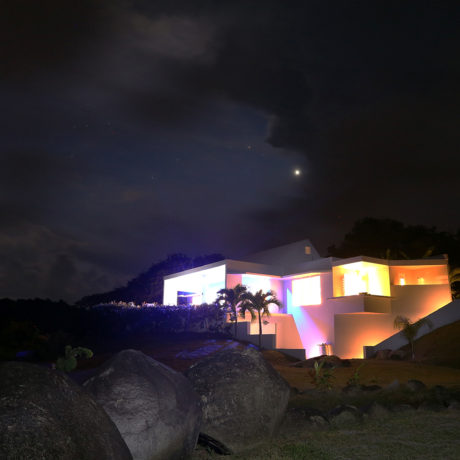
[294,169,301,176]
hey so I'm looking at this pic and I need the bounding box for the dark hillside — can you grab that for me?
[400,319,460,368]
[77,253,224,306]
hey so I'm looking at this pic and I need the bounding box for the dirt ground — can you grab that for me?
[72,334,460,459]
[74,333,460,389]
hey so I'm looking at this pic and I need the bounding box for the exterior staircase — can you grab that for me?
[231,313,306,360]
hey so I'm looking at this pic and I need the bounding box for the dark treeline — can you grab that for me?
[328,218,460,298]
[1,252,225,361]
[328,218,460,263]
[0,298,90,361]
[77,253,224,307]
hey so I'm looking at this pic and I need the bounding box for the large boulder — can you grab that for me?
[83,349,201,460]
[184,346,290,454]
[0,361,132,460]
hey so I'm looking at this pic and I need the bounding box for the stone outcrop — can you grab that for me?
[84,349,201,460]
[406,379,426,392]
[185,346,290,454]
[328,404,361,425]
[0,361,132,460]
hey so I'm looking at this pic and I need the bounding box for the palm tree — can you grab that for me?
[393,315,433,360]
[448,266,460,299]
[240,289,282,349]
[216,284,247,339]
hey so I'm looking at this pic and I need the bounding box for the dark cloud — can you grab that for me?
[1,0,459,300]
[0,0,108,79]
[0,150,87,230]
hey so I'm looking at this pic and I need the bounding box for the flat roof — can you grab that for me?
[332,255,448,267]
[164,254,448,281]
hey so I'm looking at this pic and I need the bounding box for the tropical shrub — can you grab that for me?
[84,303,230,339]
[55,345,93,372]
[309,360,335,390]
[346,363,366,386]
[0,320,48,361]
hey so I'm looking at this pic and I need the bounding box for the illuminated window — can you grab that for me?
[343,271,367,296]
[305,245,311,255]
[292,276,321,306]
[163,265,225,305]
[334,261,390,297]
[241,274,271,294]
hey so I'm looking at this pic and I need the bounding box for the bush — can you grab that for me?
[83,303,230,339]
[55,345,93,372]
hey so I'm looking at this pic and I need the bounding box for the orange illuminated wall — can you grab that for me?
[334,312,395,358]
[333,262,390,297]
[390,265,448,286]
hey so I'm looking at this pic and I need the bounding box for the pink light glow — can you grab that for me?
[292,276,321,306]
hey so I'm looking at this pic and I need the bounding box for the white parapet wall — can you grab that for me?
[364,299,460,357]
[232,312,306,360]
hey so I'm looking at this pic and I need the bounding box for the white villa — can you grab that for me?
[163,239,452,359]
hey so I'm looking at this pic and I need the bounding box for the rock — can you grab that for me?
[343,384,382,394]
[328,405,361,425]
[185,346,290,454]
[418,400,445,412]
[282,406,328,430]
[309,415,328,426]
[360,384,382,392]
[0,362,131,460]
[392,404,415,413]
[447,400,460,410]
[385,379,400,391]
[342,384,361,396]
[297,406,325,420]
[406,379,426,392]
[432,385,450,405]
[366,402,390,419]
[84,349,201,460]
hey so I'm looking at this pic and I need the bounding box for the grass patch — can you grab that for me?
[194,411,460,459]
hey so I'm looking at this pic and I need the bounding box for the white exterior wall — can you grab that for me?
[163,264,226,305]
[390,284,452,319]
[283,272,358,358]
[226,273,283,311]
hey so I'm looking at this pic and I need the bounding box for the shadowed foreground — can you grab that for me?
[192,410,460,459]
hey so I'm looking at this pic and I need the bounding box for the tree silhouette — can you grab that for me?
[240,290,281,349]
[216,284,247,339]
[393,315,433,360]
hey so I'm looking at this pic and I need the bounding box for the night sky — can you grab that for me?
[1,1,459,302]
